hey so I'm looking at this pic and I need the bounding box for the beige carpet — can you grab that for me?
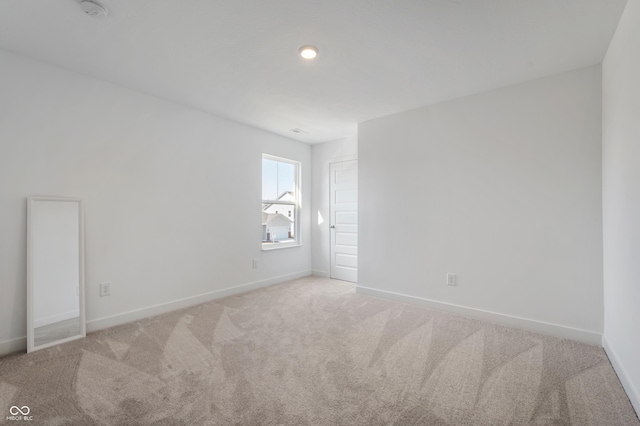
[1,276,638,425]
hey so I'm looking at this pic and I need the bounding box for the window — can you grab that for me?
[262,154,300,248]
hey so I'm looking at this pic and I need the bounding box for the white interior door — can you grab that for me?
[330,160,358,282]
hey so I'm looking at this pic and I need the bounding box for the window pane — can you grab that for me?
[277,161,295,198]
[263,158,297,201]
[262,203,295,245]
[262,158,278,200]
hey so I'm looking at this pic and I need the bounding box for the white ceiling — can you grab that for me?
[0,0,627,143]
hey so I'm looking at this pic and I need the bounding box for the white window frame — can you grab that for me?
[262,154,301,250]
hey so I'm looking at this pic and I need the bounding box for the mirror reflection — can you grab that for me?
[28,197,85,352]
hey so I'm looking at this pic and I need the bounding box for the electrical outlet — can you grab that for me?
[252,259,258,269]
[100,282,111,297]
[447,273,457,286]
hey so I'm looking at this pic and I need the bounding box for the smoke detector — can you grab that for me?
[80,0,108,18]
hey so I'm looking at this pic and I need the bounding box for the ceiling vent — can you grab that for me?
[80,0,108,18]
[290,128,309,135]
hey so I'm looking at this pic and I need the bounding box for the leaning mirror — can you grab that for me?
[27,196,86,352]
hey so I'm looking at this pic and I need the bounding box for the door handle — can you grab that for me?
[330,225,335,229]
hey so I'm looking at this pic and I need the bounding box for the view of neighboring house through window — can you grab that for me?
[262,154,300,248]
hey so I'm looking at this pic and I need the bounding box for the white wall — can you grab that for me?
[0,50,311,354]
[602,0,640,414]
[310,136,357,277]
[358,66,603,343]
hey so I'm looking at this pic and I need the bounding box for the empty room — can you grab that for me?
[1,0,639,424]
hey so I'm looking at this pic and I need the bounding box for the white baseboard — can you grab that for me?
[356,285,602,345]
[0,271,311,357]
[34,309,80,328]
[86,270,312,333]
[603,334,640,417]
[0,336,27,357]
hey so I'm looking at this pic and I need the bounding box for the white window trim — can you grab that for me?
[262,154,301,250]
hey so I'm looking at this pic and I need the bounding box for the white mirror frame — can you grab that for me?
[27,196,86,353]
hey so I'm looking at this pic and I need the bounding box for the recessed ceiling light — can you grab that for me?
[298,45,318,60]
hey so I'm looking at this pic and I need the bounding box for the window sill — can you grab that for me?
[261,242,301,251]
